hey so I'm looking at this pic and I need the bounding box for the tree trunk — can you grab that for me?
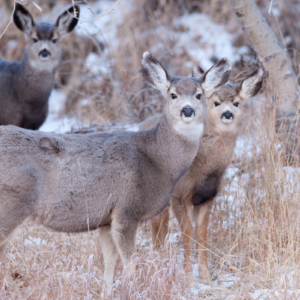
[228,0,299,160]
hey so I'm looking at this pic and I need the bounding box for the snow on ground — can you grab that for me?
[39,89,81,133]
[75,0,131,77]
[150,12,240,71]
[40,89,141,133]
[250,289,300,300]
[24,237,47,247]
[174,14,240,70]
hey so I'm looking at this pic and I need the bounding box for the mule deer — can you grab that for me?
[0,53,231,295]
[0,3,79,130]
[141,67,263,284]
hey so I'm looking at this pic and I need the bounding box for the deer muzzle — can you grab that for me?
[181,106,195,118]
[39,49,51,59]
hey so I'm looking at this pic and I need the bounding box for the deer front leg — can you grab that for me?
[151,207,169,249]
[110,217,138,273]
[193,200,213,284]
[0,241,8,281]
[0,241,7,263]
[171,196,194,279]
[99,225,119,298]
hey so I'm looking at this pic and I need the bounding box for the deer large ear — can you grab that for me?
[14,3,35,35]
[56,5,80,36]
[201,58,231,95]
[192,66,204,78]
[238,69,263,100]
[142,52,171,91]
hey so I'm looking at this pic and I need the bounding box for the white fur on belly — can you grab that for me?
[174,122,204,141]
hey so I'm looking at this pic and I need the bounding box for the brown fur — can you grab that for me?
[142,69,263,284]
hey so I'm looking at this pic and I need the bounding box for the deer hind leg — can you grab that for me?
[171,196,194,279]
[99,225,119,297]
[151,207,169,249]
[193,200,213,284]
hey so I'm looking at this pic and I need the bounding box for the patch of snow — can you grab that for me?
[76,1,130,49]
[80,98,90,106]
[168,232,181,244]
[191,281,212,295]
[271,7,281,17]
[234,135,260,159]
[174,13,240,70]
[217,273,237,288]
[238,45,250,55]
[24,237,47,246]
[251,289,300,300]
[84,52,111,76]
[192,263,199,278]
[225,167,239,180]
[39,115,80,134]
[40,89,83,133]
[48,89,65,115]
[115,122,140,132]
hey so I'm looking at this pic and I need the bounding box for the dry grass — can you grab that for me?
[1,0,300,299]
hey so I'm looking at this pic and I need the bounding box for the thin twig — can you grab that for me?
[71,0,120,23]
[29,0,42,12]
[268,0,274,15]
[0,1,16,40]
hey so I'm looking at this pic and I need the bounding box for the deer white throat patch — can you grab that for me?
[173,121,204,142]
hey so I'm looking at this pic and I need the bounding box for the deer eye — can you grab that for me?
[52,39,57,44]
[196,94,201,100]
[32,38,38,43]
[234,102,239,107]
[171,94,177,99]
[214,102,220,107]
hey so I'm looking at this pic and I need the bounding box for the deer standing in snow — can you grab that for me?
[0,3,79,130]
[141,67,263,284]
[0,53,232,296]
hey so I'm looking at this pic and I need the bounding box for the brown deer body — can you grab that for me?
[142,68,263,284]
[0,4,79,130]
[0,53,231,295]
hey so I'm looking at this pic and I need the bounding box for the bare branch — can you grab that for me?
[0,1,16,40]
[268,0,274,15]
[71,0,120,23]
[29,0,42,12]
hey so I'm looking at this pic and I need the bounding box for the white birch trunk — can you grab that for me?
[229,0,299,157]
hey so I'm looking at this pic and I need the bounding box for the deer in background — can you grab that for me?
[0,53,231,296]
[141,67,263,284]
[0,3,79,130]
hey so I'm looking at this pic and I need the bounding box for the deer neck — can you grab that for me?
[20,51,56,77]
[16,52,55,104]
[152,110,201,181]
[197,118,238,161]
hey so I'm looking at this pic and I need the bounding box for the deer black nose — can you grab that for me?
[181,106,195,118]
[39,49,51,58]
[222,111,233,119]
